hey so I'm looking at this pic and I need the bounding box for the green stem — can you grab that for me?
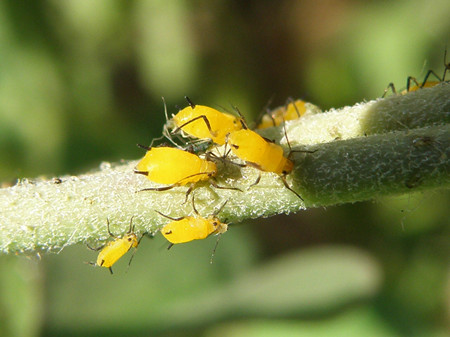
[0,83,449,254]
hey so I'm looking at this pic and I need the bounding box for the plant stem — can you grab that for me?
[0,83,449,254]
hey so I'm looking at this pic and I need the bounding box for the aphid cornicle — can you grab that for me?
[134,145,241,199]
[156,197,228,248]
[89,217,139,274]
[169,96,243,145]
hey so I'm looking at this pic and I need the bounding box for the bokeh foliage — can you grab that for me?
[0,0,448,336]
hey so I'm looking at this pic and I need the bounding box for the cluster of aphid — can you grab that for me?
[89,97,315,273]
[89,51,449,274]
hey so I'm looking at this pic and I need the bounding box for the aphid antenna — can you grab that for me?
[162,96,170,122]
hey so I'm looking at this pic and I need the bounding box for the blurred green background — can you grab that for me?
[0,0,449,336]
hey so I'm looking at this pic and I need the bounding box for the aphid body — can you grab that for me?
[90,218,140,274]
[170,97,242,145]
[96,233,138,270]
[227,129,293,174]
[135,146,216,185]
[257,99,307,129]
[160,215,228,244]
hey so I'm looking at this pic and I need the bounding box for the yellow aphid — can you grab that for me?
[160,216,228,244]
[257,99,307,129]
[170,96,243,145]
[91,218,139,274]
[134,145,241,199]
[227,129,293,175]
[135,146,216,186]
[156,198,228,246]
[226,119,316,201]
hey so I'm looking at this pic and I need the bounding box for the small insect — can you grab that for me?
[134,145,240,200]
[88,217,140,274]
[257,98,307,129]
[226,119,315,201]
[167,96,243,145]
[382,49,449,97]
[156,196,228,261]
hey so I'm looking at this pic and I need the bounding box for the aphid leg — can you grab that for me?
[137,184,178,192]
[206,151,245,168]
[406,76,420,92]
[222,135,231,158]
[289,149,317,159]
[382,83,397,98]
[280,114,294,153]
[419,70,442,88]
[191,194,200,215]
[154,210,185,222]
[442,48,449,80]
[136,171,213,194]
[209,179,242,192]
[247,173,261,190]
[167,243,174,250]
[286,97,302,118]
[126,248,138,273]
[280,175,304,201]
[183,185,194,204]
[86,243,104,252]
[213,199,228,217]
[108,267,113,275]
[172,115,217,138]
[210,234,222,264]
